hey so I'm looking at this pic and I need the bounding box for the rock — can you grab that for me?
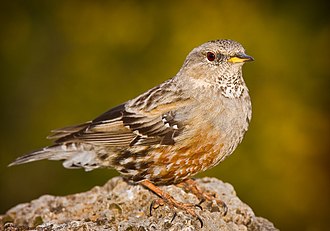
[0,177,278,231]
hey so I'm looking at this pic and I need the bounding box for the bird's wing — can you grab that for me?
[48,81,190,146]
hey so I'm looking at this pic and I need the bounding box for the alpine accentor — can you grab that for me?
[10,39,254,222]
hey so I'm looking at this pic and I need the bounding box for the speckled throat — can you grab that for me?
[217,69,246,98]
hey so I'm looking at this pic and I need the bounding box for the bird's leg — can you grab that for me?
[140,179,203,226]
[176,178,228,215]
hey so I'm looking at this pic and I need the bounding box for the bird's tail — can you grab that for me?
[9,144,100,171]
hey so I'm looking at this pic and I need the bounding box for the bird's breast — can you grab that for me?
[112,93,251,185]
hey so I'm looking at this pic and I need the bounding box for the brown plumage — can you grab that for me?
[10,39,254,222]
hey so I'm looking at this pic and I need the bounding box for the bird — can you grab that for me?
[9,39,254,222]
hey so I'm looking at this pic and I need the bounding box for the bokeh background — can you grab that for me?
[0,1,329,230]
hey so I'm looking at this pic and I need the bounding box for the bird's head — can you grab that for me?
[178,39,254,98]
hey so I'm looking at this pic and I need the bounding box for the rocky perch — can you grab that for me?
[1,177,278,231]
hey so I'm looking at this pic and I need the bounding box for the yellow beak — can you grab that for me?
[228,53,254,63]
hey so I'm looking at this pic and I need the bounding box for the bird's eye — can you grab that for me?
[206,52,216,61]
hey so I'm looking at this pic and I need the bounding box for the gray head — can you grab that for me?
[177,39,254,98]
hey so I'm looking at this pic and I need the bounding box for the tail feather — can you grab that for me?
[9,144,100,171]
[8,145,72,167]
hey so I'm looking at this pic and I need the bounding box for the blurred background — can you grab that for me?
[0,1,329,230]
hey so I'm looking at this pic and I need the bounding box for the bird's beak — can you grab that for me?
[228,53,254,63]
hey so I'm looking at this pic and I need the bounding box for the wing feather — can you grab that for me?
[48,80,190,147]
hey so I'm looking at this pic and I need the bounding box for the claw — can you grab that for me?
[149,200,154,216]
[198,198,205,205]
[170,212,177,223]
[221,201,228,216]
[195,204,203,210]
[197,215,204,228]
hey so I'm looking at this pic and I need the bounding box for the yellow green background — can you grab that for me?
[1,1,329,230]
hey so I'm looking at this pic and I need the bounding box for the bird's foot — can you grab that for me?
[140,180,203,227]
[176,178,228,215]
